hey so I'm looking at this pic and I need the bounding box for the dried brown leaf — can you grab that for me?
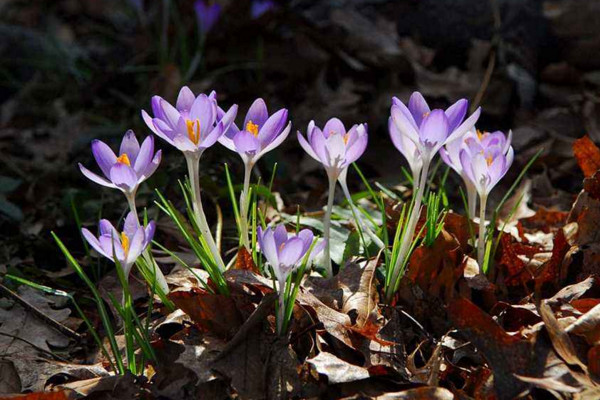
[573,135,600,178]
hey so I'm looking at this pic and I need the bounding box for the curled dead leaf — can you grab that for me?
[573,135,600,178]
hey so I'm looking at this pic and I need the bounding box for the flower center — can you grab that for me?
[343,133,350,145]
[246,120,259,137]
[116,153,131,166]
[486,156,493,166]
[477,129,488,141]
[186,119,201,145]
[120,232,130,256]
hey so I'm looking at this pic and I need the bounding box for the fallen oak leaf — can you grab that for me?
[566,302,600,344]
[538,300,587,370]
[573,135,600,178]
[234,246,259,273]
[167,288,243,339]
[307,351,370,384]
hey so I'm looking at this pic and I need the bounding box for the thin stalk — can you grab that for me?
[239,162,253,249]
[276,276,286,336]
[185,154,225,271]
[478,194,488,268]
[338,178,384,249]
[466,181,477,218]
[387,161,430,300]
[323,173,337,277]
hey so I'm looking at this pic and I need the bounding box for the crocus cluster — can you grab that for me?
[79,129,167,295]
[258,224,324,335]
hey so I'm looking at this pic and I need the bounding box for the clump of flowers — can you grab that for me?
[258,224,324,335]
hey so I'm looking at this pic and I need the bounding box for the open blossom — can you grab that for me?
[142,86,237,155]
[81,212,155,275]
[459,133,514,197]
[390,92,480,163]
[297,118,368,179]
[441,128,512,177]
[388,115,422,178]
[219,98,291,165]
[79,130,161,195]
[194,0,221,34]
[257,225,324,283]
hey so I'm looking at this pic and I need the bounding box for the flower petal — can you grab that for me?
[190,94,216,135]
[79,164,117,189]
[82,228,112,260]
[391,105,420,147]
[445,107,481,145]
[244,98,269,128]
[297,131,320,162]
[123,212,138,237]
[323,118,346,138]
[133,135,154,175]
[256,121,291,161]
[297,229,314,254]
[419,109,449,149]
[91,140,117,178]
[258,108,287,145]
[408,92,431,127]
[233,129,261,154]
[119,130,140,164]
[109,164,138,192]
[278,237,305,267]
[344,129,368,165]
[141,150,162,180]
[445,99,468,132]
[176,86,195,113]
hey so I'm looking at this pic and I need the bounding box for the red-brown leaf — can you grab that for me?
[573,135,600,178]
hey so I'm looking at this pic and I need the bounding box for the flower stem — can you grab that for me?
[478,194,488,268]
[276,277,286,336]
[338,176,385,249]
[185,154,226,272]
[466,182,477,218]
[239,162,253,250]
[323,173,337,278]
[386,161,430,302]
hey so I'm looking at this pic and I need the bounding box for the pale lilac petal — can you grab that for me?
[257,121,291,160]
[141,150,162,180]
[323,118,346,138]
[176,86,195,112]
[200,121,224,149]
[297,131,320,162]
[173,134,199,153]
[99,235,124,262]
[159,98,182,129]
[278,237,305,267]
[325,132,346,167]
[91,140,117,178]
[258,108,287,145]
[419,109,449,149]
[99,219,118,237]
[445,107,481,144]
[142,110,160,135]
[79,164,117,189]
[344,131,368,165]
[189,94,216,135]
[392,97,419,131]
[82,228,112,260]
[219,104,238,133]
[144,221,156,248]
[261,228,279,267]
[233,129,261,154]
[109,164,139,192]
[408,92,431,127]
[123,212,138,237]
[126,228,145,266]
[274,225,288,249]
[310,128,330,166]
[391,105,420,146]
[152,118,177,144]
[119,130,140,164]
[459,150,475,186]
[244,98,269,128]
[133,135,154,174]
[445,99,468,132]
[297,229,314,254]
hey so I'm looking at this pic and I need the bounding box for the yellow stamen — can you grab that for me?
[246,120,259,137]
[477,129,487,141]
[120,232,130,256]
[186,119,201,145]
[422,111,430,119]
[343,133,350,145]
[116,153,131,166]
[279,242,286,252]
[486,156,493,166]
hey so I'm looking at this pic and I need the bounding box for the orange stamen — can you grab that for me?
[116,153,131,166]
[120,232,130,256]
[246,120,259,137]
[486,156,493,166]
[343,133,350,145]
[186,119,201,144]
[477,129,487,141]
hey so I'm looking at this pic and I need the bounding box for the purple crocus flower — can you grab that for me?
[297,118,368,180]
[79,130,161,196]
[81,212,156,276]
[258,224,324,334]
[219,98,291,166]
[194,0,221,34]
[251,0,275,19]
[389,115,422,179]
[390,92,481,163]
[141,86,237,156]
[459,133,514,198]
